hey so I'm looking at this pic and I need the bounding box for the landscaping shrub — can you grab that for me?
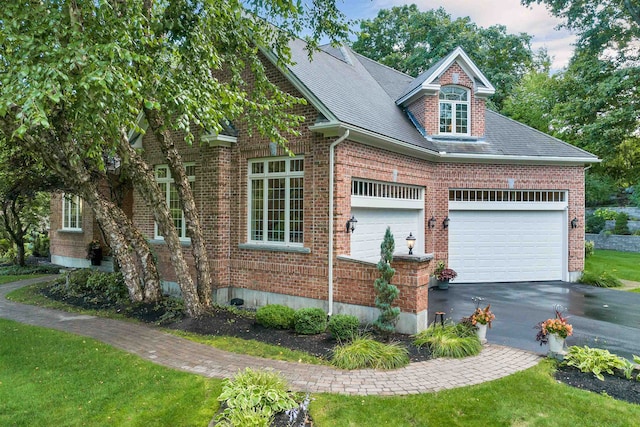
[585,214,606,234]
[584,240,595,258]
[413,322,482,358]
[255,304,295,330]
[216,368,298,427]
[565,346,627,381]
[579,271,622,288]
[294,307,327,335]
[373,227,400,336]
[86,272,128,303]
[328,314,360,341]
[0,264,59,275]
[585,173,617,207]
[331,336,409,370]
[594,207,618,220]
[613,212,631,235]
[630,185,640,208]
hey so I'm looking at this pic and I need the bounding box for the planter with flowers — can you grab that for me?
[87,240,103,266]
[535,306,573,354]
[433,261,457,290]
[471,303,495,344]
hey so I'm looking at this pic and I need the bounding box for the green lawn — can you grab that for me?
[311,360,640,426]
[585,249,640,282]
[2,318,640,426]
[0,319,220,426]
[0,274,45,285]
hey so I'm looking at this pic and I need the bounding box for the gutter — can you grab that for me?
[327,129,350,316]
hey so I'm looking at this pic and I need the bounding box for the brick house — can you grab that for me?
[49,43,598,333]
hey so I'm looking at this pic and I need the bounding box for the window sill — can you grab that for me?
[149,238,192,247]
[57,229,84,234]
[239,243,311,254]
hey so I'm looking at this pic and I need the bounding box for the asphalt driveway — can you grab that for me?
[428,282,640,360]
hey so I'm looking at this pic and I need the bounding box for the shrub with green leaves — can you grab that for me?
[413,322,482,358]
[585,214,606,234]
[584,240,595,258]
[331,336,409,370]
[565,346,627,381]
[613,212,631,235]
[216,368,298,427]
[255,304,295,330]
[86,271,128,303]
[294,307,327,335]
[328,314,360,341]
[373,227,400,336]
[585,173,617,207]
[579,271,622,288]
[594,207,619,220]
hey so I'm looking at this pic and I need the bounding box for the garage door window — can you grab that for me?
[450,189,565,203]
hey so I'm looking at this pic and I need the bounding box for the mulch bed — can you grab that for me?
[164,307,431,363]
[40,285,640,407]
[554,364,640,405]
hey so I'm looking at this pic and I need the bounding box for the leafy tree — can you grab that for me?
[522,0,640,65]
[373,227,400,336]
[0,1,348,315]
[352,5,546,109]
[0,143,56,266]
[585,172,617,207]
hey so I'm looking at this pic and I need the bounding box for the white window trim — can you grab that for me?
[247,156,304,246]
[439,86,470,136]
[61,194,82,231]
[154,164,195,241]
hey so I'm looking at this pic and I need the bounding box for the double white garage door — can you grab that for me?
[448,210,565,283]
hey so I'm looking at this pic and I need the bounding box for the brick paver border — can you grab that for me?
[0,277,542,395]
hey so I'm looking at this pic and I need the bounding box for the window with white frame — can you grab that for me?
[249,157,304,245]
[439,86,469,135]
[62,194,82,230]
[154,164,195,240]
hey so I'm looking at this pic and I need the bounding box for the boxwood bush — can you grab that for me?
[328,314,360,341]
[256,304,295,330]
[294,307,327,335]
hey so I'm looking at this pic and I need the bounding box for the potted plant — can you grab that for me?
[87,240,103,266]
[535,306,573,354]
[434,261,457,290]
[471,303,495,344]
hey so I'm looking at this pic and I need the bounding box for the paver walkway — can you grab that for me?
[0,277,542,396]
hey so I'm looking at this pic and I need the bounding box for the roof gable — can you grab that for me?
[396,47,495,106]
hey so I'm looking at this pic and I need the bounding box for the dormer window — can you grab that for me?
[439,86,469,135]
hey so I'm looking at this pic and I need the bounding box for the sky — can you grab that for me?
[337,0,576,71]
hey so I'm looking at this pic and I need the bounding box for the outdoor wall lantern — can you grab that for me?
[571,217,578,229]
[346,215,358,233]
[406,232,417,255]
[443,216,450,229]
[428,216,436,229]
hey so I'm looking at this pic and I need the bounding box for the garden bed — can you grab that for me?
[38,283,640,406]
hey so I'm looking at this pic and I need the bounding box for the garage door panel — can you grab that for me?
[449,210,564,283]
[351,208,421,262]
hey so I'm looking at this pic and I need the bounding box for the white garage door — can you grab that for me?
[449,210,564,283]
[350,208,421,262]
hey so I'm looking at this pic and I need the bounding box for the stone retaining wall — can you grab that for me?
[586,233,640,253]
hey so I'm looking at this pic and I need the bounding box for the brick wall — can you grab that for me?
[407,62,486,138]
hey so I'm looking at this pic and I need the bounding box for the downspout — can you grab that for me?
[328,129,350,316]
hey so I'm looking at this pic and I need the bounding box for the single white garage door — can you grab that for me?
[350,207,421,262]
[449,210,564,283]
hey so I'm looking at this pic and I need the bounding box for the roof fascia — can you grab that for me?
[310,122,601,166]
[259,46,338,123]
[397,47,496,106]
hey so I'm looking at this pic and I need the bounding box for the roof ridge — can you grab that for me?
[351,50,414,78]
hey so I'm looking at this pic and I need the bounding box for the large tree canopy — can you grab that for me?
[0,0,348,315]
[351,4,547,110]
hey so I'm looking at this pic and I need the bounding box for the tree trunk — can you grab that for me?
[143,108,214,307]
[117,129,204,316]
[80,187,145,302]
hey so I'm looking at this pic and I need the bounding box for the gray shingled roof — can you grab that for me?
[285,40,597,161]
